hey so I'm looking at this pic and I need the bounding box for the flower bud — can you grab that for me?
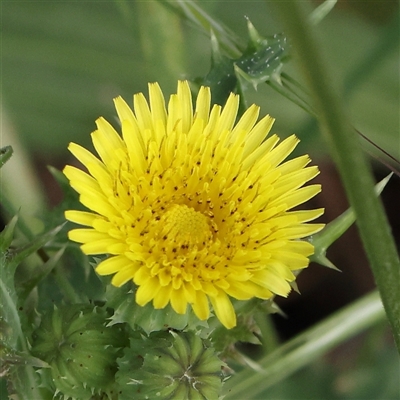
[32,304,127,400]
[116,330,223,400]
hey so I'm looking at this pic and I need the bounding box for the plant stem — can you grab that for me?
[273,0,400,351]
[53,265,82,304]
[223,290,386,399]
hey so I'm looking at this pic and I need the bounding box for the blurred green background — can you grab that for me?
[2,0,398,158]
[1,0,399,399]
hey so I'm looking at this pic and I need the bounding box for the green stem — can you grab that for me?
[253,311,280,355]
[53,265,82,304]
[273,1,400,351]
[223,290,386,399]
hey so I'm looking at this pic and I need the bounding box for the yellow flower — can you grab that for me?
[64,81,324,329]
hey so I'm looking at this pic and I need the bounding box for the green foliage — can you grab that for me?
[0,146,13,168]
[1,0,399,398]
[0,216,63,399]
[311,173,393,270]
[199,20,289,108]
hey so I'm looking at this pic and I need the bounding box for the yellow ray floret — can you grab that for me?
[64,81,324,329]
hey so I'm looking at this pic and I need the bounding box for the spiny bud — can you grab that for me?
[116,330,224,400]
[31,304,127,400]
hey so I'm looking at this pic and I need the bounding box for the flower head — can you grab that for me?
[64,81,324,329]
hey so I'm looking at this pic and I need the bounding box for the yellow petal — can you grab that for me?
[153,285,172,309]
[209,291,236,329]
[111,267,135,287]
[271,166,320,199]
[191,291,210,321]
[133,92,153,133]
[182,282,196,303]
[68,229,109,244]
[176,80,193,133]
[269,184,322,210]
[95,117,125,150]
[226,280,273,300]
[79,193,117,217]
[149,82,167,127]
[96,255,133,275]
[287,208,325,223]
[170,286,188,314]
[121,120,147,174]
[64,166,102,196]
[215,93,239,135]
[242,134,279,169]
[270,251,310,270]
[65,210,97,227]
[136,276,160,305]
[268,223,324,241]
[200,281,219,297]
[242,113,274,159]
[133,266,151,286]
[231,104,259,144]
[194,86,211,122]
[67,142,102,170]
[81,239,122,255]
[251,269,291,297]
[277,154,310,175]
[267,135,299,168]
[91,119,124,168]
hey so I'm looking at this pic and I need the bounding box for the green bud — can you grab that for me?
[31,304,127,400]
[116,330,223,400]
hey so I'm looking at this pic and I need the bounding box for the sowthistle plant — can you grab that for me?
[1,1,399,399]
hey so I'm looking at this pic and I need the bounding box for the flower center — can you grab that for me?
[162,204,212,247]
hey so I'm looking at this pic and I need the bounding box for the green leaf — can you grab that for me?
[1,221,64,349]
[310,173,393,270]
[201,22,289,106]
[0,277,21,349]
[309,0,338,25]
[7,223,64,272]
[0,217,22,349]
[223,290,386,399]
[234,31,288,89]
[0,146,13,168]
[0,220,45,399]
[0,214,18,253]
[0,342,50,369]
[17,246,66,302]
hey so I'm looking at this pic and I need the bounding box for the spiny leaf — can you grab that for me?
[1,216,22,349]
[0,145,13,168]
[7,223,65,272]
[1,221,65,349]
[0,342,50,369]
[0,214,18,253]
[17,246,66,302]
[311,173,392,269]
[0,276,21,349]
[201,20,289,106]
